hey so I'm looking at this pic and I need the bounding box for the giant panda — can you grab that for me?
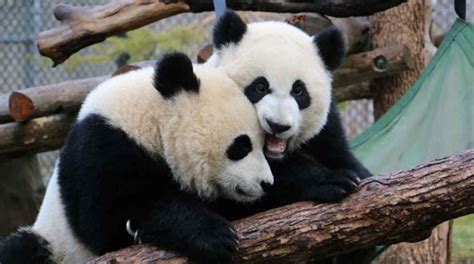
[206,11,372,208]
[205,11,374,263]
[0,53,274,264]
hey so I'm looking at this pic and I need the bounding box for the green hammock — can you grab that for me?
[350,19,474,174]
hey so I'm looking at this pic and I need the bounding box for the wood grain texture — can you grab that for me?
[0,113,76,159]
[89,150,474,263]
[37,0,407,65]
[1,76,107,124]
[370,1,450,263]
[37,0,191,65]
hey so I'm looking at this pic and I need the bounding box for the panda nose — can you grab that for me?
[266,119,291,134]
[260,181,273,193]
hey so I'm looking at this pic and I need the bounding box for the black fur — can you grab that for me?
[243,76,271,104]
[226,134,252,161]
[313,26,346,71]
[266,119,290,134]
[154,52,200,98]
[57,114,238,264]
[0,229,53,264]
[213,10,247,50]
[291,80,311,110]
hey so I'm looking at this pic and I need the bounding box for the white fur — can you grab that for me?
[30,65,274,263]
[33,162,96,264]
[79,65,273,201]
[207,21,332,151]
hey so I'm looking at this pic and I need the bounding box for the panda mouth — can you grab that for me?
[264,134,288,159]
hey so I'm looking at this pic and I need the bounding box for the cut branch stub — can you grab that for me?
[3,76,108,123]
[9,91,34,122]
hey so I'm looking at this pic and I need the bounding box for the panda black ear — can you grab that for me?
[154,52,200,99]
[213,10,247,50]
[313,26,346,71]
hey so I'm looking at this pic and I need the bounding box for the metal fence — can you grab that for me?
[0,0,465,178]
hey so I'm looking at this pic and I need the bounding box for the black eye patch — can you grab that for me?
[291,80,311,110]
[244,77,271,104]
[226,135,252,161]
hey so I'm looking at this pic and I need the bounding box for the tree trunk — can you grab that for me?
[370,1,450,263]
[0,156,44,239]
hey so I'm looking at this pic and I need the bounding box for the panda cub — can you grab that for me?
[207,11,372,207]
[0,53,273,264]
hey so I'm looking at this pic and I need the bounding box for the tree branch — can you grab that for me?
[0,113,76,160]
[37,0,406,65]
[88,150,474,263]
[0,46,409,127]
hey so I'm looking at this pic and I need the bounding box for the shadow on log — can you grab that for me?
[89,150,474,263]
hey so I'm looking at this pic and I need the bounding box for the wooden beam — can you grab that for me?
[37,0,191,66]
[89,150,474,263]
[334,82,371,102]
[333,45,413,88]
[0,46,411,155]
[0,113,76,159]
[285,14,371,55]
[37,0,407,65]
[0,77,107,124]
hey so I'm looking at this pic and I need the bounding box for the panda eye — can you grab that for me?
[291,80,306,97]
[227,135,253,161]
[244,77,270,104]
[255,83,269,94]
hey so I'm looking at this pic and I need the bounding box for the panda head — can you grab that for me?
[208,10,345,159]
[154,53,274,202]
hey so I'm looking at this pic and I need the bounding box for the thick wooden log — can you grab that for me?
[333,82,371,101]
[0,113,76,159]
[333,44,413,88]
[89,150,474,263]
[37,0,406,65]
[286,14,371,54]
[0,46,410,155]
[0,63,148,124]
[5,77,107,123]
[37,1,191,66]
[0,45,409,126]
[197,45,411,90]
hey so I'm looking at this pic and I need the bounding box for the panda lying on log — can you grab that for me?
[0,53,274,264]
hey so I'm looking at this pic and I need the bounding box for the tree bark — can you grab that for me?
[0,46,410,129]
[286,14,371,55]
[371,0,435,119]
[89,150,474,263]
[0,155,44,239]
[5,77,107,123]
[0,113,76,160]
[370,1,450,263]
[37,0,406,65]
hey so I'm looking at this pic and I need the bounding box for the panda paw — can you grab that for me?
[187,216,239,264]
[311,169,360,203]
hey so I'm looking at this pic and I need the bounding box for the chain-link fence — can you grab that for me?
[0,0,465,177]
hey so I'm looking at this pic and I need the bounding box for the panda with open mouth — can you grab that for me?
[206,10,373,206]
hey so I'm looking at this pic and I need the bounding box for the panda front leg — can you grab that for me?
[268,152,360,204]
[138,192,238,264]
